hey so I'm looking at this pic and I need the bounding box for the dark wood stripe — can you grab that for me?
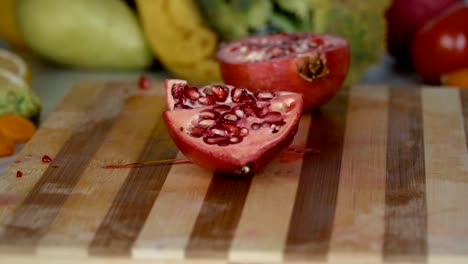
[89,117,179,256]
[383,87,427,261]
[460,89,468,151]
[185,173,253,259]
[0,87,122,252]
[285,91,348,261]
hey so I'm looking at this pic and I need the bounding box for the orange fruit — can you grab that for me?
[0,133,15,157]
[0,114,36,144]
[441,68,468,89]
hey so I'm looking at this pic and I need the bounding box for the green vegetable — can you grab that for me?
[0,83,41,124]
[309,0,389,84]
[17,0,153,69]
[197,0,272,41]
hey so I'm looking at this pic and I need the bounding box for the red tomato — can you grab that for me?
[411,4,468,84]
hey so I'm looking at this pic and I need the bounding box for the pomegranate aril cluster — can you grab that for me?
[226,33,333,62]
[172,83,233,109]
[186,90,286,147]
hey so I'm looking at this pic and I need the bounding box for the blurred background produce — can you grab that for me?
[0,0,467,141]
[1,0,390,85]
[137,0,389,84]
[385,0,468,88]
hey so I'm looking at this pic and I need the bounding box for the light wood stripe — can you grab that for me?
[384,87,427,262]
[0,85,120,254]
[132,153,212,260]
[37,95,166,257]
[329,86,388,262]
[285,91,349,261]
[89,113,179,256]
[422,88,468,261]
[228,115,311,263]
[185,173,253,259]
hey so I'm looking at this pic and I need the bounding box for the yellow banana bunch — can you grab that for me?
[136,0,222,83]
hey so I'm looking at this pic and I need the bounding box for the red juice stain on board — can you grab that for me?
[14,154,34,164]
[103,158,192,169]
[16,170,23,178]
[278,146,319,163]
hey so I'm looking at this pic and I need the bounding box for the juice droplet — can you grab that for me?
[138,75,151,90]
[42,155,53,163]
[16,170,23,178]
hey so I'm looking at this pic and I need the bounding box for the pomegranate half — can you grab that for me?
[163,79,303,175]
[217,32,350,111]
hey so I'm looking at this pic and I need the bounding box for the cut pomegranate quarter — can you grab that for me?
[217,32,350,111]
[163,79,303,175]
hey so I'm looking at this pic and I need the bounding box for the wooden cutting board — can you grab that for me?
[0,80,467,264]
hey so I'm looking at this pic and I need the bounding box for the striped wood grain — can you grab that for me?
[285,91,349,261]
[132,152,212,260]
[0,83,119,254]
[0,83,468,263]
[228,114,311,263]
[38,95,168,257]
[329,86,388,263]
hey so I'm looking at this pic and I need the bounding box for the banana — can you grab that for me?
[136,0,221,82]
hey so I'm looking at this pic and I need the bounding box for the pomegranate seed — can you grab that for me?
[223,114,238,122]
[189,126,205,138]
[239,128,249,136]
[198,119,215,128]
[211,128,228,137]
[244,94,256,103]
[229,137,242,144]
[221,123,240,135]
[241,104,257,117]
[255,92,275,101]
[16,170,23,178]
[234,109,245,118]
[202,86,214,95]
[255,101,271,109]
[211,85,229,102]
[231,87,246,103]
[138,75,151,90]
[199,110,218,120]
[185,87,201,101]
[172,83,185,99]
[204,136,227,145]
[212,105,231,113]
[42,155,53,163]
[198,95,215,105]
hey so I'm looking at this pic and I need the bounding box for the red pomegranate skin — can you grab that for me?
[217,33,350,112]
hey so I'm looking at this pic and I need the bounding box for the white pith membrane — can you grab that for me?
[218,32,344,63]
[164,80,303,174]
